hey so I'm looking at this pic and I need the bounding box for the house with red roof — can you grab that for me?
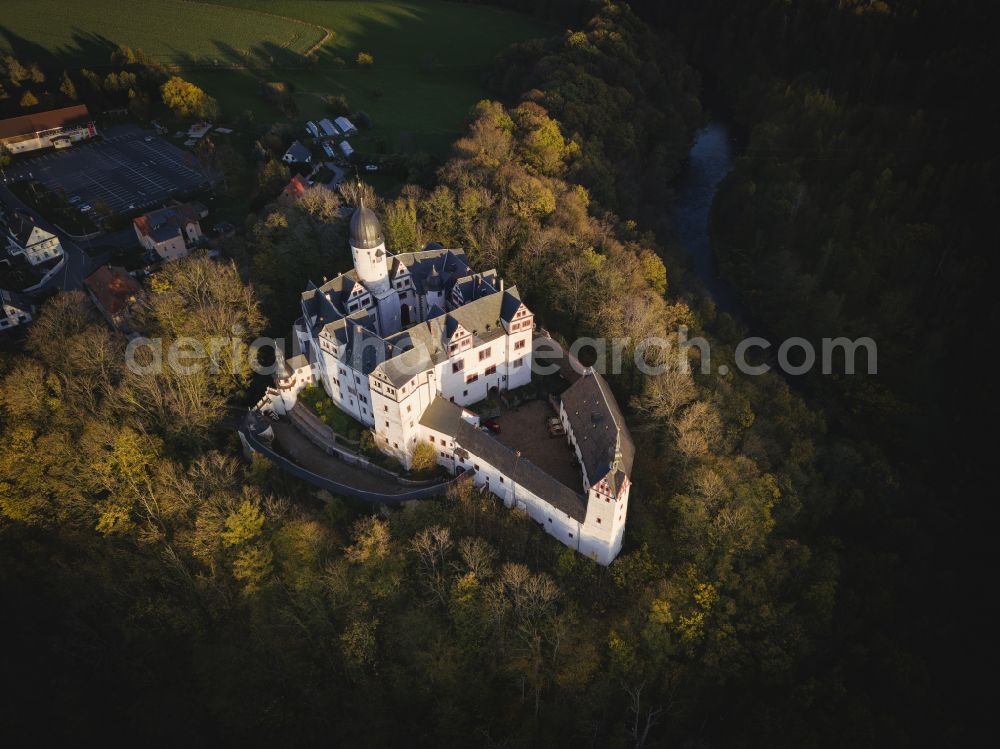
[83,265,143,330]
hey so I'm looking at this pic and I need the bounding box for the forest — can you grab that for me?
[1,1,986,745]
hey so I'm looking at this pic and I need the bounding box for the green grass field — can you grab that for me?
[0,0,319,65]
[1,0,552,153]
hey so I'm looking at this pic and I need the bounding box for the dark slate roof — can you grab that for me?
[453,418,588,522]
[418,396,466,434]
[561,370,634,485]
[1,288,33,319]
[392,249,471,294]
[448,287,521,342]
[7,211,45,247]
[451,272,498,306]
[350,203,384,249]
[285,140,312,162]
[341,321,389,375]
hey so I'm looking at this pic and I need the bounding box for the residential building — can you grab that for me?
[5,212,64,266]
[0,288,34,331]
[283,174,309,199]
[83,264,143,330]
[133,202,208,262]
[0,105,96,154]
[282,140,312,164]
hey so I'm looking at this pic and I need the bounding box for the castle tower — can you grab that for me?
[349,200,402,335]
[350,200,391,295]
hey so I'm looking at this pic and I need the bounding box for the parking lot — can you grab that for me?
[2,125,209,216]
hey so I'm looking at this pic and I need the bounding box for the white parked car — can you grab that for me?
[364,164,379,172]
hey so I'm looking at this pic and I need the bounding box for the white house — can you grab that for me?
[5,213,64,267]
[279,204,634,565]
[133,202,208,262]
[0,288,34,331]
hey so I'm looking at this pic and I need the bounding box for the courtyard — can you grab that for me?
[492,399,582,492]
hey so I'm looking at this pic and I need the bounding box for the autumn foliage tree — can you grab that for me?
[160,75,220,119]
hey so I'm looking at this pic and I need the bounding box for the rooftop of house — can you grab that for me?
[83,265,142,316]
[285,140,312,162]
[283,173,309,199]
[561,369,635,489]
[5,211,54,247]
[1,288,33,319]
[134,202,207,241]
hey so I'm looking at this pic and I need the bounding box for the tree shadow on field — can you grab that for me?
[0,25,120,70]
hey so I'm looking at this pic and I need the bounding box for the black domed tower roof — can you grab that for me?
[350,199,384,250]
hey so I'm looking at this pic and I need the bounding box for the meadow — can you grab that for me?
[1,0,553,153]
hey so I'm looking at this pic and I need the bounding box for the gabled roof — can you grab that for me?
[446,287,521,344]
[134,202,206,241]
[83,265,142,317]
[285,140,311,162]
[283,173,309,198]
[1,288,33,319]
[561,369,634,486]
[6,212,52,247]
[0,104,91,140]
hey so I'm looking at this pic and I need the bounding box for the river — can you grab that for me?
[671,122,740,316]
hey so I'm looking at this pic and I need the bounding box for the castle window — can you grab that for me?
[430,436,435,443]
[597,518,602,524]
[474,464,479,471]
[463,390,468,397]
[499,477,504,483]
[478,347,491,361]
[512,358,523,368]
[514,339,526,350]
[384,405,388,412]
[393,442,398,448]
[548,518,552,523]
[452,359,464,373]
[385,421,389,428]
[484,365,496,376]
[568,533,573,538]
[407,404,412,413]
[465,373,478,384]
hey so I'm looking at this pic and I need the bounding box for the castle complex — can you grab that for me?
[279,204,633,564]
